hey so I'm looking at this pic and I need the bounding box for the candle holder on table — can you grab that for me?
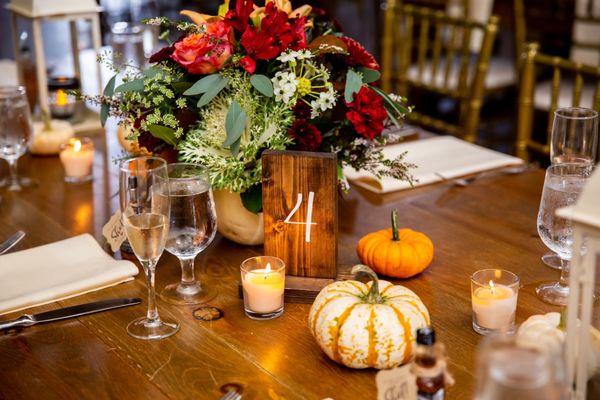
[59,137,94,183]
[48,76,78,119]
[471,269,519,335]
[240,256,285,320]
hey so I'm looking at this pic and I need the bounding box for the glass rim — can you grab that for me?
[240,256,285,274]
[119,156,167,173]
[554,107,598,120]
[167,162,210,181]
[546,163,594,175]
[471,269,520,286]
[0,85,26,99]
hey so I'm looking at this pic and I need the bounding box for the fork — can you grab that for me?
[218,390,241,400]
[437,163,537,187]
[0,230,25,255]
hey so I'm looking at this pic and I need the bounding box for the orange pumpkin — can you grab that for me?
[357,209,433,278]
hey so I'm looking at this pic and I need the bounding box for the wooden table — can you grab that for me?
[0,128,580,399]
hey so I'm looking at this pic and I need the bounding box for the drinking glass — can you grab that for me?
[0,86,35,191]
[160,163,218,305]
[119,156,179,340]
[474,334,566,400]
[543,107,599,271]
[536,164,592,306]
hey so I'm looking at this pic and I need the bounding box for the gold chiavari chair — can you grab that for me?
[381,3,499,143]
[516,42,600,160]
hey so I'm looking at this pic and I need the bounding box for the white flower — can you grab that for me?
[295,49,313,60]
[272,71,298,105]
[277,50,297,63]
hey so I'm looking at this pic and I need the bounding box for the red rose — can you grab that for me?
[240,55,257,74]
[345,87,387,140]
[288,119,323,151]
[171,21,233,75]
[340,36,380,71]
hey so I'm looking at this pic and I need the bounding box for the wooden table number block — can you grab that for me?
[262,150,338,281]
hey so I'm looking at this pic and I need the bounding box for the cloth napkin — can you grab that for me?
[344,136,524,194]
[0,234,138,316]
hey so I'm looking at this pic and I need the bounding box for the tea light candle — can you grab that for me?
[59,137,94,183]
[241,256,285,320]
[471,269,519,335]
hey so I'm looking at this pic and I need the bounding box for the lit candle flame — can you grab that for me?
[264,262,271,280]
[57,89,68,106]
[73,139,82,152]
[489,280,495,294]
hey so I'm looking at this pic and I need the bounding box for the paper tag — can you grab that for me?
[102,210,126,252]
[376,364,417,400]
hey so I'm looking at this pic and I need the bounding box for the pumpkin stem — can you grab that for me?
[391,209,399,241]
[351,264,383,304]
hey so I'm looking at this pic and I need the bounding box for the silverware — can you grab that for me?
[437,163,537,188]
[0,230,25,255]
[218,391,241,400]
[0,298,141,331]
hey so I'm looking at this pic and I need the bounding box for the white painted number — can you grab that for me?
[284,192,317,243]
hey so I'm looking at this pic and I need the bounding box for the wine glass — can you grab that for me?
[160,163,218,305]
[536,164,592,306]
[119,156,179,340]
[542,107,598,270]
[474,334,566,400]
[0,86,35,191]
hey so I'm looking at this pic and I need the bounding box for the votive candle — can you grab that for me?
[59,137,94,183]
[241,256,285,320]
[471,269,519,335]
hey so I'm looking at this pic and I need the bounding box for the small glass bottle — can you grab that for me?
[413,327,445,400]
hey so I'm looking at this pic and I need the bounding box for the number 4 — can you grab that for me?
[284,192,317,243]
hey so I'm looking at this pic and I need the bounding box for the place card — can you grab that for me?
[376,364,417,400]
[102,210,126,252]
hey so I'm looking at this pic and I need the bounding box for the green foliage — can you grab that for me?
[100,75,116,126]
[223,100,247,157]
[250,74,274,97]
[344,69,362,103]
[197,76,229,107]
[184,74,222,96]
[360,68,381,84]
[241,184,262,213]
[148,124,178,146]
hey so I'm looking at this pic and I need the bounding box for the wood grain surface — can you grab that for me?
[262,150,338,279]
[0,125,594,399]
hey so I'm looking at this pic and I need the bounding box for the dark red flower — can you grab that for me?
[345,87,387,140]
[292,100,311,119]
[340,36,380,71]
[288,119,323,151]
[149,45,175,64]
[240,55,256,74]
[224,0,254,33]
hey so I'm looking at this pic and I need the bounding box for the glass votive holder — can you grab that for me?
[59,138,94,183]
[48,76,79,119]
[471,269,520,335]
[241,256,285,320]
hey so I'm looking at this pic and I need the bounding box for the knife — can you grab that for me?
[0,298,142,331]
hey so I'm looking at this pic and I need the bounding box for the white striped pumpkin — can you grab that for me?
[308,265,430,369]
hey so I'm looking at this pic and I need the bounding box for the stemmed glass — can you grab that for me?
[542,107,598,270]
[160,163,218,305]
[119,156,179,340]
[0,86,35,191]
[536,164,592,306]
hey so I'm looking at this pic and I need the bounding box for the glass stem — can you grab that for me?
[7,158,18,187]
[559,258,571,289]
[180,257,196,286]
[143,261,159,323]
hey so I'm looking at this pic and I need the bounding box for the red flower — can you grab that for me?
[224,0,254,32]
[340,36,380,71]
[345,87,387,140]
[171,21,233,75]
[288,119,323,151]
[234,2,307,73]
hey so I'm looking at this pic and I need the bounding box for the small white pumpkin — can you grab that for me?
[29,120,74,155]
[308,265,430,369]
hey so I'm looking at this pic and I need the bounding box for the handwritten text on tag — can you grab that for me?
[102,210,126,252]
[376,364,417,400]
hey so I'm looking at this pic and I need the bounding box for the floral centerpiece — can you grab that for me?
[92,0,413,244]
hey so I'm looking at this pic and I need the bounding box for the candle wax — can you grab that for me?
[242,268,285,313]
[59,140,94,178]
[472,284,517,330]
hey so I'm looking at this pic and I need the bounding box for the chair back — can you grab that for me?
[381,3,499,142]
[516,42,600,160]
[571,0,600,65]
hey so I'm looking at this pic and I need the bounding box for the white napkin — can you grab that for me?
[344,136,523,194]
[0,234,138,316]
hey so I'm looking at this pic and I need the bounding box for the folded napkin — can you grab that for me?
[345,136,523,194]
[0,234,138,316]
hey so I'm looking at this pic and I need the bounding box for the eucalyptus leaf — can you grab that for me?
[197,76,229,107]
[143,66,162,79]
[184,74,221,96]
[172,81,193,93]
[147,124,177,146]
[344,69,363,103]
[114,78,145,93]
[240,184,262,214]
[360,68,381,84]
[223,100,247,148]
[100,75,116,126]
[230,137,241,157]
[250,74,274,97]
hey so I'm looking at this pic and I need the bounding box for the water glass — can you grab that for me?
[551,107,598,165]
[474,334,566,400]
[160,163,218,305]
[536,164,593,306]
[0,86,34,191]
[119,156,179,340]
